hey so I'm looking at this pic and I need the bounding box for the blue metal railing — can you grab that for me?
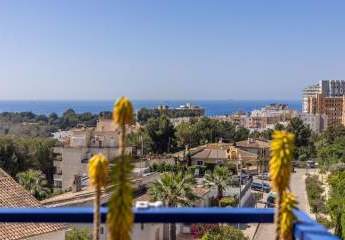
[0,207,338,240]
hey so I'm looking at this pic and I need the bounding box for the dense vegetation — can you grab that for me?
[0,109,100,137]
[65,228,91,240]
[16,169,50,200]
[137,107,203,124]
[311,124,345,239]
[316,125,345,169]
[0,136,56,185]
[305,175,326,213]
[175,117,249,148]
[191,224,247,240]
[327,171,345,238]
[128,116,250,154]
[200,225,247,240]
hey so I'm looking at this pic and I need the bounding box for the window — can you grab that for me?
[54,180,62,188]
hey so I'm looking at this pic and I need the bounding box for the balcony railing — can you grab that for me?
[0,207,338,240]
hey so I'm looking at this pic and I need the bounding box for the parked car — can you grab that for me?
[306,160,316,168]
[231,174,252,186]
[251,182,271,193]
[258,172,270,181]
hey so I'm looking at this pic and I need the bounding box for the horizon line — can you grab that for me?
[0,98,301,102]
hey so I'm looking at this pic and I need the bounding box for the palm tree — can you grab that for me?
[16,169,50,200]
[149,172,198,240]
[204,166,232,200]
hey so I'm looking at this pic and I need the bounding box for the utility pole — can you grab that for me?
[237,158,242,229]
[167,137,170,153]
[141,135,144,157]
[140,135,144,176]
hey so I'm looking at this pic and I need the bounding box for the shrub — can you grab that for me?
[252,192,264,203]
[305,175,326,213]
[201,225,248,240]
[191,224,219,239]
[219,197,237,207]
[66,228,91,240]
[316,215,333,229]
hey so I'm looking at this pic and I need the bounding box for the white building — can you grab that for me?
[53,118,134,190]
[298,113,328,133]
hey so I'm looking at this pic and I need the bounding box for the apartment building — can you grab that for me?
[303,80,345,127]
[298,113,328,133]
[53,117,134,190]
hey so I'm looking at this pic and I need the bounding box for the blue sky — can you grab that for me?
[1,1,345,100]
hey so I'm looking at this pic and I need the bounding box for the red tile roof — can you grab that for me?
[0,169,65,240]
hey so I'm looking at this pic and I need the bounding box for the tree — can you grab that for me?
[127,128,153,155]
[16,169,50,200]
[317,136,345,169]
[274,123,286,131]
[327,171,345,239]
[137,108,159,124]
[287,117,313,160]
[201,225,247,240]
[175,122,197,148]
[204,166,232,200]
[321,124,345,144]
[149,172,198,240]
[146,115,175,153]
[175,118,249,150]
[65,228,91,240]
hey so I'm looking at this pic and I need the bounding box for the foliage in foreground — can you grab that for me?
[327,171,345,238]
[0,136,56,186]
[305,175,326,213]
[149,172,198,240]
[107,97,134,240]
[65,227,91,240]
[200,225,248,240]
[16,169,50,200]
[204,166,232,200]
[270,130,297,240]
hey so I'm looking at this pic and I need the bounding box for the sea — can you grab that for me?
[0,100,302,116]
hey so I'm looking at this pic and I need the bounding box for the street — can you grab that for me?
[254,168,310,240]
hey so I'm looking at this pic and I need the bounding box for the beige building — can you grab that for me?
[235,138,270,173]
[53,118,133,190]
[190,143,258,171]
[247,104,297,131]
[214,104,297,132]
[0,169,66,240]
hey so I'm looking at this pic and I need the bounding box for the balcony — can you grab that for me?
[0,207,338,240]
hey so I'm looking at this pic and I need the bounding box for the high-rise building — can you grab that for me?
[303,80,345,127]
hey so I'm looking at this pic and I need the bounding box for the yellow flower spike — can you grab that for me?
[269,131,295,193]
[108,96,135,240]
[113,96,134,126]
[269,130,295,240]
[279,191,297,240]
[88,154,109,240]
[89,154,109,188]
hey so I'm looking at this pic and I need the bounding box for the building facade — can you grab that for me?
[53,118,133,190]
[298,113,328,133]
[303,80,345,127]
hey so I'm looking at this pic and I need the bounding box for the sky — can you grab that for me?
[1,1,345,100]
